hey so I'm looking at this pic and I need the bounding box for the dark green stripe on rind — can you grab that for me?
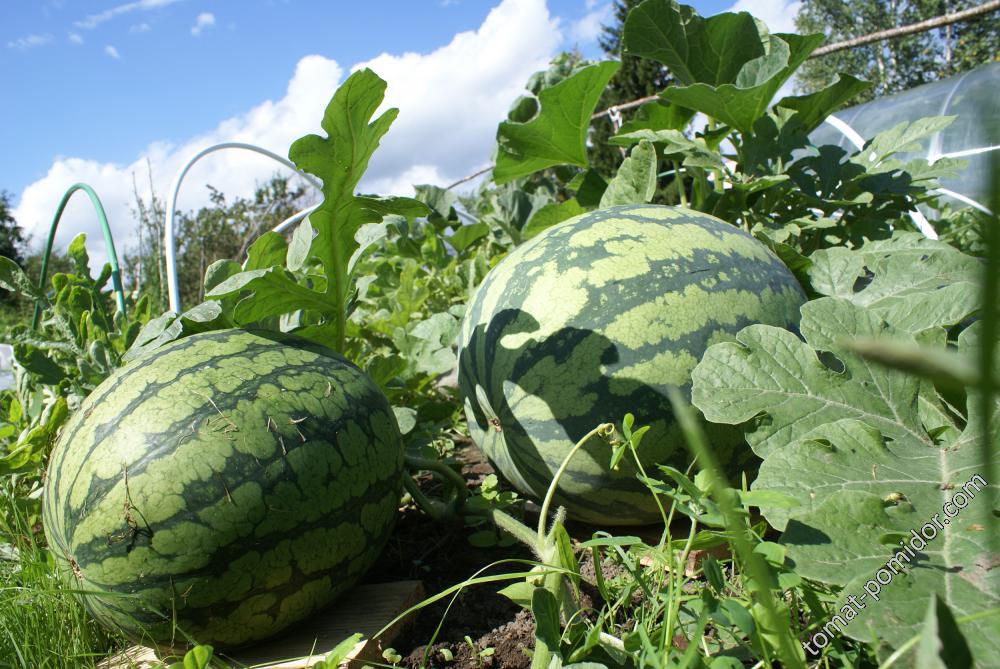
[457,205,806,525]
[42,329,403,648]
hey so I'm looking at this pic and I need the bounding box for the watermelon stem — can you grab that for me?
[401,475,451,523]
[536,423,615,546]
[487,508,542,551]
[404,454,469,509]
[402,454,470,522]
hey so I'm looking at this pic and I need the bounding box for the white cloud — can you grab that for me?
[76,0,183,30]
[7,33,54,50]
[129,22,151,34]
[68,32,84,44]
[727,0,801,35]
[13,54,343,271]
[569,2,611,45]
[365,165,452,196]
[190,12,215,36]
[357,0,559,194]
[14,0,561,278]
[105,44,121,59]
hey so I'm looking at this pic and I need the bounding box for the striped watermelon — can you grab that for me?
[457,205,805,525]
[42,329,403,647]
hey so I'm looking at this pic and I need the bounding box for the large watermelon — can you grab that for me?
[42,329,402,647]
[457,205,805,525]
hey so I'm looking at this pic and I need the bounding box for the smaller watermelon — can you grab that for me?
[457,205,806,525]
[43,329,403,648]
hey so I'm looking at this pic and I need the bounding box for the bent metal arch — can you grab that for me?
[163,142,322,313]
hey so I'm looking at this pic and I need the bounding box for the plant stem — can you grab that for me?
[402,476,448,523]
[404,453,470,508]
[707,118,725,194]
[536,423,613,544]
[666,387,805,668]
[598,632,626,652]
[485,508,539,550]
[673,161,687,207]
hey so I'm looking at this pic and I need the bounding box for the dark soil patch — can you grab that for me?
[403,609,536,669]
[361,445,538,668]
[361,444,668,668]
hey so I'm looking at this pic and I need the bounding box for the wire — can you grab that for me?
[163,142,323,313]
[32,183,126,330]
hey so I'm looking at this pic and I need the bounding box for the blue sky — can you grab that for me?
[3,0,788,257]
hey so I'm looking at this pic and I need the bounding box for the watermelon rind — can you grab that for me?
[42,328,403,648]
[457,204,806,525]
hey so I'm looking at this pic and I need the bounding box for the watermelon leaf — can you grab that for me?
[192,69,429,353]
[567,169,608,208]
[286,69,428,350]
[914,595,974,669]
[522,199,586,241]
[850,117,955,173]
[775,74,871,133]
[599,140,658,208]
[0,256,44,301]
[448,222,490,253]
[658,33,823,133]
[807,233,981,333]
[243,231,288,271]
[623,0,822,132]
[623,1,763,87]
[693,298,929,458]
[493,61,620,184]
[617,99,696,135]
[206,266,336,324]
[610,129,724,170]
[691,292,998,659]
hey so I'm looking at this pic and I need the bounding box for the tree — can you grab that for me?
[795,0,1000,103]
[0,192,25,265]
[0,191,27,305]
[589,0,674,177]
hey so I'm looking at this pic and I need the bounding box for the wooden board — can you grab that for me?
[101,580,425,669]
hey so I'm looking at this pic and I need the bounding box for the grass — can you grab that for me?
[0,498,124,668]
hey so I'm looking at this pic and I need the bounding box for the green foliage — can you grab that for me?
[1,2,996,666]
[0,191,26,306]
[491,0,960,256]
[691,236,997,661]
[156,177,307,310]
[0,236,153,529]
[133,69,431,362]
[590,0,675,178]
[494,61,620,184]
[163,645,214,669]
[598,139,657,206]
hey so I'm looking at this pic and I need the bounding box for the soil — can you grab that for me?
[360,444,648,669]
[361,445,535,668]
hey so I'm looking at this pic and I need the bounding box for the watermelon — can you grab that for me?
[457,205,805,525]
[42,329,403,648]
